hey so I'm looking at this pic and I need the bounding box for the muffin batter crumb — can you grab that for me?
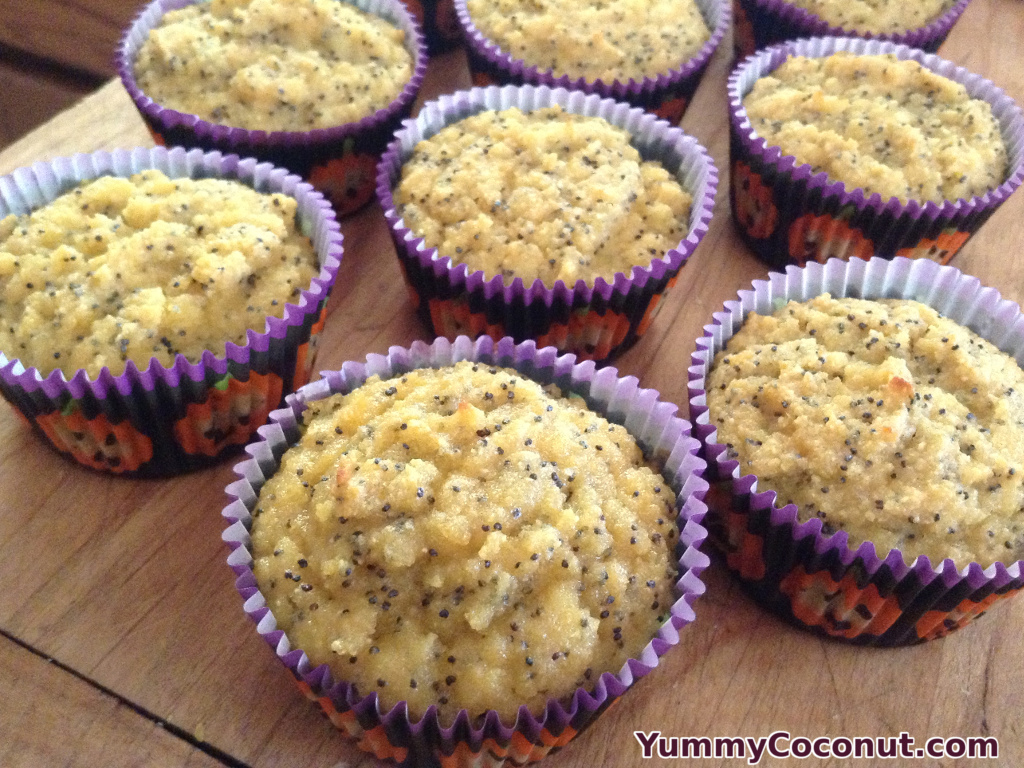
[135,0,412,131]
[0,170,317,378]
[466,0,710,83]
[707,294,1024,568]
[742,53,1007,204]
[395,105,692,288]
[786,0,954,34]
[251,362,678,720]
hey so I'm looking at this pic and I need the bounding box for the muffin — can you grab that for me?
[0,146,342,476]
[728,37,1024,269]
[224,335,710,765]
[376,85,718,362]
[732,0,970,60]
[395,105,693,290]
[454,0,729,124]
[688,256,1024,645]
[118,0,427,216]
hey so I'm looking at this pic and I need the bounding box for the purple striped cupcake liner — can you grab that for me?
[0,147,342,477]
[376,85,718,364]
[688,256,1024,646]
[733,0,971,60]
[454,0,729,124]
[728,37,1024,270]
[223,335,709,766]
[404,0,463,54]
[117,0,427,217]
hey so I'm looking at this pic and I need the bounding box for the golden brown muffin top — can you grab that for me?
[708,294,1024,568]
[743,53,1007,204]
[251,362,678,720]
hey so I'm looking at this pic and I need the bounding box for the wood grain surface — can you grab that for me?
[0,0,139,79]
[0,2,1022,765]
[0,633,224,768]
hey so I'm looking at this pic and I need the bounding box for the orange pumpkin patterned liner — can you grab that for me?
[689,256,1024,645]
[0,147,342,477]
[376,84,717,363]
[172,371,284,458]
[36,402,154,473]
[224,335,710,766]
[728,37,1024,270]
[290,303,329,392]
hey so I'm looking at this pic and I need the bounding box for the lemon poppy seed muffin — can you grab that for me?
[250,361,679,720]
[706,294,1024,569]
[0,170,317,378]
[465,0,710,84]
[134,0,413,132]
[784,0,955,35]
[742,52,1008,204]
[395,105,693,288]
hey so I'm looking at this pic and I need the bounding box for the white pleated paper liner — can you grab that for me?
[728,37,1024,270]
[0,147,342,477]
[117,0,427,217]
[376,85,718,364]
[732,0,971,60]
[223,335,710,766]
[688,257,1024,645]
[454,0,729,124]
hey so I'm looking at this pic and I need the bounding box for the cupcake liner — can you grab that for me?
[0,147,342,477]
[688,256,1024,645]
[454,0,729,123]
[732,0,971,60]
[117,0,428,217]
[223,335,710,766]
[728,37,1024,269]
[403,0,463,54]
[376,84,718,363]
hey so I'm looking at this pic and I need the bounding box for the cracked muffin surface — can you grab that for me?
[707,294,1024,568]
[251,361,678,720]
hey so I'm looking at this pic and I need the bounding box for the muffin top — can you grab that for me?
[742,53,1007,204]
[250,362,678,720]
[707,294,1024,569]
[0,170,318,378]
[395,105,692,288]
[134,0,413,132]
[465,0,710,83]
[784,0,955,34]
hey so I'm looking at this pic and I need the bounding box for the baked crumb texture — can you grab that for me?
[731,0,964,61]
[743,53,1007,205]
[729,44,1021,269]
[708,294,1024,569]
[465,0,709,84]
[396,105,692,289]
[0,170,318,379]
[251,362,678,721]
[135,0,412,132]
[786,0,954,34]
